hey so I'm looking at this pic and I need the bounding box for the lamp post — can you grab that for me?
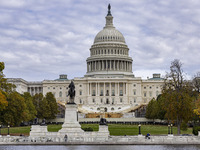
[0,125,1,137]
[7,125,10,136]
[168,124,170,135]
[171,124,173,135]
[138,124,141,135]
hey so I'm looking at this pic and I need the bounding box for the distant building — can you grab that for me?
[7,5,164,115]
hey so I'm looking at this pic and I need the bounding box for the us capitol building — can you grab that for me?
[7,5,164,116]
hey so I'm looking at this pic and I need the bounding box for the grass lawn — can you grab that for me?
[0,124,193,136]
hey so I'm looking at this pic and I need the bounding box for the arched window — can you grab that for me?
[59,91,62,97]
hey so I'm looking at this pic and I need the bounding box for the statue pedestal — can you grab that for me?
[30,125,48,137]
[58,104,83,134]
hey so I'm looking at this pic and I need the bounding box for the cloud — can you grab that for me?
[0,0,200,81]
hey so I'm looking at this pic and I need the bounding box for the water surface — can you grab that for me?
[0,145,200,150]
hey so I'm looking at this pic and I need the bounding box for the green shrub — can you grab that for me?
[82,127,93,132]
[192,126,200,135]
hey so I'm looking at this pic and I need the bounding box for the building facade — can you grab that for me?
[7,6,164,114]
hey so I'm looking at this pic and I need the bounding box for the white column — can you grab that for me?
[117,82,119,96]
[88,83,90,96]
[106,60,107,70]
[96,82,97,96]
[114,60,115,70]
[110,60,111,70]
[110,82,111,96]
[126,82,128,96]
[104,82,105,96]
[95,61,96,71]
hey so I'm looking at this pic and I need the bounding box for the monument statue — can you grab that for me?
[67,80,76,104]
[40,119,46,126]
[99,118,107,125]
[107,4,111,16]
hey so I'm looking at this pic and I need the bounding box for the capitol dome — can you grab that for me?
[94,28,126,44]
[85,4,134,78]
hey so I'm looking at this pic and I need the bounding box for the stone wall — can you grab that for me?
[1,135,200,145]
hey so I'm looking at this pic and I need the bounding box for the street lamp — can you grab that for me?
[0,125,1,136]
[7,125,10,136]
[138,124,141,135]
[171,124,173,135]
[168,124,170,134]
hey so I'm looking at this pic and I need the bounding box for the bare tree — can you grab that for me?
[193,72,200,93]
[162,59,193,135]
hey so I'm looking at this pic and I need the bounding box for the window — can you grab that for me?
[112,90,115,96]
[134,98,136,103]
[79,85,82,87]
[120,98,123,103]
[60,87,62,90]
[133,84,136,87]
[59,91,62,97]
[144,92,146,97]
[120,90,123,96]
[106,90,109,96]
[112,98,114,104]
[101,99,103,103]
[120,83,123,87]
[53,87,55,89]
[80,90,82,95]
[93,99,95,103]
[144,87,146,89]
[133,90,136,95]
[100,90,103,96]
[92,90,95,96]
[80,99,82,104]
[149,91,152,97]
[106,99,109,104]
[48,87,50,89]
[156,91,159,96]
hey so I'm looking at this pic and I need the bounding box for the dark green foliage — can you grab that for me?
[45,92,59,119]
[192,126,200,135]
[33,93,43,118]
[33,92,58,119]
[145,98,157,120]
[3,92,27,126]
[22,92,37,122]
[145,96,166,121]
[181,121,188,131]
[82,127,93,132]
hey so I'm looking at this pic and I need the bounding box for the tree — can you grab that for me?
[33,92,58,120]
[193,72,200,93]
[0,62,15,94]
[3,92,27,126]
[38,97,51,119]
[0,91,8,111]
[45,92,59,119]
[156,94,166,120]
[33,93,44,118]
[23,92,37,122]
[145,98,158,120]
[162,59,194,135]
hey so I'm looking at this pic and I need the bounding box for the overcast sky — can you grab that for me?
[0,0,200,81]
